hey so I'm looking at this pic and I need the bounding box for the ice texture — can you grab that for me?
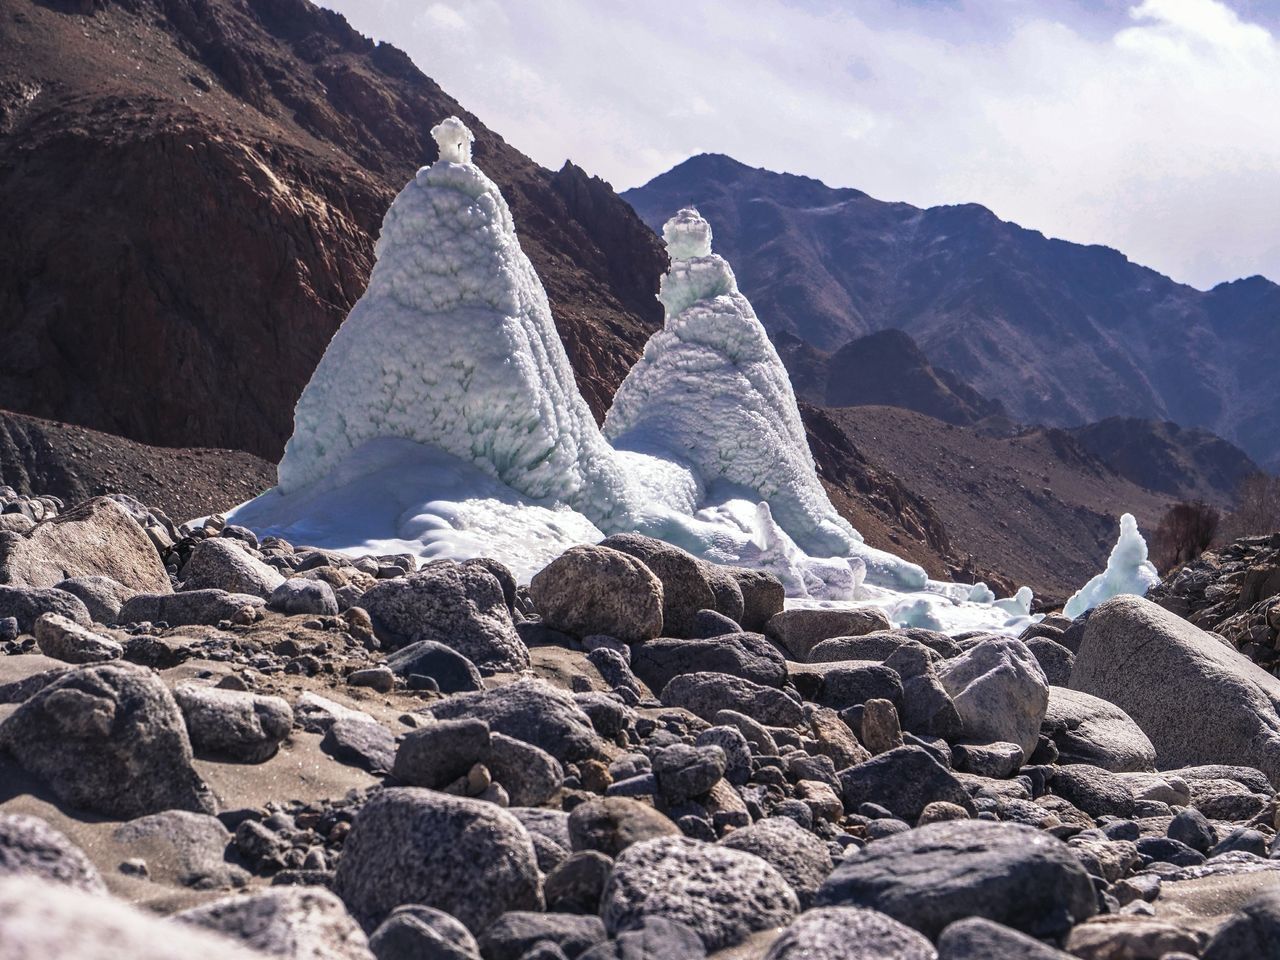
[276,118,635,529]
[606,208,925,591]
[231,119,1039,633]
[1063,513,1161,618]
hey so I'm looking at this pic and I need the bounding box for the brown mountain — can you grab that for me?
[1067,417,1262,508]
[0,0,665,459]
[624,154,1280,471]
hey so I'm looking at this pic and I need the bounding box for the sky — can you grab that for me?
[319,0,1280,290]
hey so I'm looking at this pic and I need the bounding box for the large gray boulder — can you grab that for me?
[360,562,529,673]
[117,589,266,627]
[112,811,248,889]
[419,678,600,762]
[181,537,284,598]
[529,545,663,643]
[1041,686,1156,772]
[0,663,216,818]
[765,608,893,661]
[763,907,936,960]
[730,568,785,632]
[1070,595,1280,784]
[0,876,266,960]
[938,917,1076,959]
[600,836,799,951]
[0,584,90,633]
[838,746,974,821]
[334,788,543,933]
[937,636,1048,756]
[660,671,803,727]
[598,534,716,638]
[179,887,374,960]
[1201,887,1280,960]
[720,817,833,909]
[34,612,122,664]
[173,682,294,763]
[368,905,481,960]
[0,497,170,594]
[54,575,135,625]
[817,820,1096,941]
[0,813,104,892]
[631,634,786,691]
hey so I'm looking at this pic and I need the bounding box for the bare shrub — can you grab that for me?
[1152,500,1220,571]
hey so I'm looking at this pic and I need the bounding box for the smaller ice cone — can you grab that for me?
[1064,513,1160,618]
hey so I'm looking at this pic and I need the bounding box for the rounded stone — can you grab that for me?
[529,545,663,643]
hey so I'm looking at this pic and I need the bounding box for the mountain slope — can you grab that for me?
[624,154,1280,470]
[1067,417,1262,508]
[0,0,665,459]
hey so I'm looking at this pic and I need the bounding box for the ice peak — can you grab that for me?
[1063,512,1160,618]
[432,116,474,164]
[663,207,713,260]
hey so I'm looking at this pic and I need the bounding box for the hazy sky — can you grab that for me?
[320,0,1280,290]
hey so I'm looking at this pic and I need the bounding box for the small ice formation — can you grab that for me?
[606,208,925,591]
[1064,513,1160,618]
[232,119,1038,631]
[276,118,632,526]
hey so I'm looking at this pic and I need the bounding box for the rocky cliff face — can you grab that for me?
[624,153,1280,471]
[0,0,665,458]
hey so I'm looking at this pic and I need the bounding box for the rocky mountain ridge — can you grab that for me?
[623,154,1280,472]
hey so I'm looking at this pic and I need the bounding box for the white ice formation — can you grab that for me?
[230,117,1043,634]
[1063,513,1161,618]
[276,117,633,528]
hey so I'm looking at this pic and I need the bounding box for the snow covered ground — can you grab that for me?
[229,117,1156,636]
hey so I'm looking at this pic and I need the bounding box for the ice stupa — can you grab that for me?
[276,117,632,526]
[1063,513,1160,618]
[228,119,1034,630]
[605,208,925,591]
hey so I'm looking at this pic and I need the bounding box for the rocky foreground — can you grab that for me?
[2,490,1280,959]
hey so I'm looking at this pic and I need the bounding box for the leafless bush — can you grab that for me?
[1152,500,1220,571]
[1224,473,1280,540]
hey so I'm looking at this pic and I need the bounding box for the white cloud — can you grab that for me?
[320,0,1280,289]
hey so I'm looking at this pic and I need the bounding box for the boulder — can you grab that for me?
[0,663,216,818]
[368,905,481,960]
[334,788,543,933]
[720,817,833,909]
[173,682,294,763]
[528,546,663,643]
[321,718,396,775]
[0,584,89,633]
[477,913,606,960]
[54,575,134,625]
[631,634,786,691]
[660,671,803,727]
[0,497,170,594]
[652,744,726,804]
[0,813,104,892]
[598,534,716,638]
[487,733,564,807]
[1070,595,1280,784]
[1202,887,1280,960]
[567,798,680,856]
[1040,686,1157,772]
[763,907,936,960]
[937,637,1048,757]
[698,564,744,624]
[817,820,1097,941]
[937,917,1076,959]
[1025,637,1075,687]
[385,640,482,693]
[181,537,284,598]
[838,746,974,821]
[600,836,799,951]
[1050,764,1136,819]
[113,811,248,889]
[393,719,490,789]
[419,679,600,762]
[34,612,122,663]
[0,876,264,960]
[117,589,266,627]
[729,568,785,632]
[180,887,374,960]
[360,562,529,673]
[578,917,705,960]
[268,579,340,616]
[765,608,893,660]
